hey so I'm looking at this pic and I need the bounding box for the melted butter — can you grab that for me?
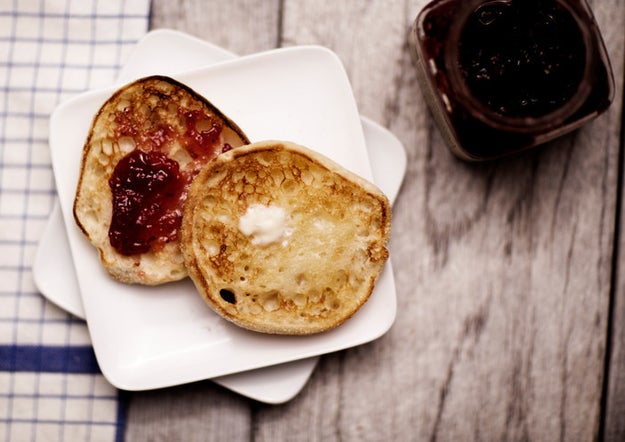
[239,204,291,246]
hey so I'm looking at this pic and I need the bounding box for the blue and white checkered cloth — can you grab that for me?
[0,1,150,440]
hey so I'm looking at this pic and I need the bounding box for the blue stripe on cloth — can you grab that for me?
[0,345,100,373]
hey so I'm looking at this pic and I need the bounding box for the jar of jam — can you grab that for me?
[410,0,614,161]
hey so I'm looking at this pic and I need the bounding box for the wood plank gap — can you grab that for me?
[599,65,625,442]
[276,0,285,48]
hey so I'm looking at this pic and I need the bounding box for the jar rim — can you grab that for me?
[444,0,595,133]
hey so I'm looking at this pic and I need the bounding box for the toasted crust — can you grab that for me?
[181,140,391,334]
[73,76,249,285]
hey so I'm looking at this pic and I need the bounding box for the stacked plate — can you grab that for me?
[34,30,407,404]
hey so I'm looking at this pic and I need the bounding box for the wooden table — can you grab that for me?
[126,1,625,440]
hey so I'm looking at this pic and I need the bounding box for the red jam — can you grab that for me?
[109,106,225,256]
[179,109,223,159]
[109,149,189,255]
[457,0,587,118]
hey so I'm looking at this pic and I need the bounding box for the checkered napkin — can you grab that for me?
[0,1,149,440]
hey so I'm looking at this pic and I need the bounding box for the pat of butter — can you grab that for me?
[239,204,291,246]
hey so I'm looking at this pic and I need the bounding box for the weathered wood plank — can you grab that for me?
[149,0,281,56]
[601,0,625,438]
[255,2,418,440]
[124,382,252,442]
[606,257,625,442]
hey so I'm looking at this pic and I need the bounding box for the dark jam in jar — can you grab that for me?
[411,0,614,160]
[109,106,225,256]
[458,1,586,118]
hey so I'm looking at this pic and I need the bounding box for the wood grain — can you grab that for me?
[125,1,625,441]
[149,0,281,55]
[601,0,625,438]
[124,382,251,441]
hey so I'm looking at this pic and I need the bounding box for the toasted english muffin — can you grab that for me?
[73,75,249,285]
[180,140,391,334]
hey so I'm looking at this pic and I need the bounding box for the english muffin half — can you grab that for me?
[73,75,249,285]
[181,140,391,334]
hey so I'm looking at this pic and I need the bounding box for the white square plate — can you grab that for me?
[49,45,397,391]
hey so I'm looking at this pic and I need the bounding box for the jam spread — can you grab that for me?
[109,149,187,255]
[457,1,586,118]
[180,109,223,159]
[411,0,614,160]
[109,106,224,256]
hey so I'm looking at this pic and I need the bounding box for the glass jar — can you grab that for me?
[410,0,615,161]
